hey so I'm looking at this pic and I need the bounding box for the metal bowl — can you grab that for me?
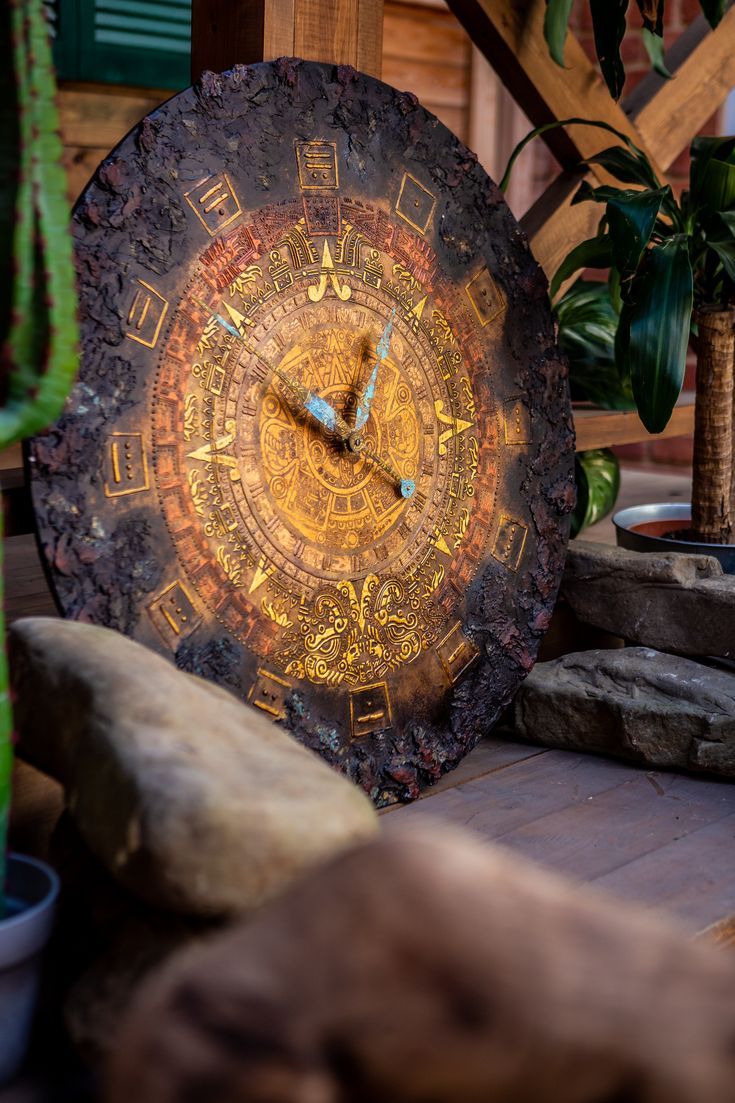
[613,502,735,574]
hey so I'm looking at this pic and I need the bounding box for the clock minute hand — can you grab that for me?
[194,296,351,438]
[353,309,396,433]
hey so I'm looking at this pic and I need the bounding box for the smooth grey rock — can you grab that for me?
[563,540,735,659]
[9,617,378,918]
[515,646,735,776]
[108,824,735,1103]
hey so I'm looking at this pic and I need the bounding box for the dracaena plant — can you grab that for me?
[0,0,79,912]
[504,118,735,544]
[545,0,729,100]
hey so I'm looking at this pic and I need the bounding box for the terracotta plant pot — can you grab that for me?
[614,503,735,574]
[0,853,59,1084]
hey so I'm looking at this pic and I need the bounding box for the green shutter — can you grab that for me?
[53,0,191,90]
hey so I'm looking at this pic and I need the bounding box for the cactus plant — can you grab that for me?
[0,0,79,912]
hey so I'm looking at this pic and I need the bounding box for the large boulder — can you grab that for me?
[9,617,378,918]
[562,540,735,659]
[107,824,735,1103]
[514,646,735,776]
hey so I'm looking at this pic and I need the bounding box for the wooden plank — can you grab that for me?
[391,739,735,933]
[521,170,599,282]
[191,0,384,82]
[383,4,469,64]
[392,748,636,833]
[573,394,695,453]
[380,738,546,812]
[382,55,469,107]
[593,812,735,934]
[6,535,57,625]
[494,769,735,884]
[58,84,165,150]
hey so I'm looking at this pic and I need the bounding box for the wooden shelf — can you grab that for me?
[573,393,695,453]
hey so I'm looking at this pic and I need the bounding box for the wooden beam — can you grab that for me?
[191,0,384,83]
[574,395,695,453]
[626,9,735,171]
[446,0,664,176]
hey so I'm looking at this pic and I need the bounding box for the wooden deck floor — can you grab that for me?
[11,465,735,939]
[387,736,735,939]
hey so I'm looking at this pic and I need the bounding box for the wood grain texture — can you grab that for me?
[191,0,384,79]
[573,395,695,452]
[392,737,735,935]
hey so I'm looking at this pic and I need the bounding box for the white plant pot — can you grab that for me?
[0,853,59,1085]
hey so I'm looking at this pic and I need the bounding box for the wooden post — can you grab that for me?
[191,0,384,84]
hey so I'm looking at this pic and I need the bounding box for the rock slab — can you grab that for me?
[514,646,735,776]
[562,540,735,659]
[9,617,378,918]
[108,824,735,1103]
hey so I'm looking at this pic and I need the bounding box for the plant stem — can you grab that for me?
[691,308,735,544]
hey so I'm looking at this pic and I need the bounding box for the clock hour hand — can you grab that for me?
[353,309,396,433]
[352,440,415,500]
[194,297,351,438]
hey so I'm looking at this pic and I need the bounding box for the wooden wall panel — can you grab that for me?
[59,2,473,204]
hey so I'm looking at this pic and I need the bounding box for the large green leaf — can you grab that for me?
[619,235,694,433]
[590,0,629,100]
[556,280,636,410]
[605,187,669,278]
[500,117,653,193]
[699,0,728,28]
[544,0,575,66]
[690,136,735,204]
[708,238,735,282]
[642,27,672,79]
[585,144,661,189]
[549,233,612,300]
[571,449,621,537]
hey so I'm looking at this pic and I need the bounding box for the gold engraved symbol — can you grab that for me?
[308,240,351,303]
[349,682,393,740]
[295,140,339,190]
[435,621,480,684]
[276,574,443,687]
[466,266,506,328]
[491,515,528,572]
[187,419,240,481]
[395,172,436,234]
[148,581,200,645]
[125,279,168,348]
[104,432,150,497]
[503,398,532,445]
[434,399,473,456]
[248,668,293,720]
[184,173,242,234]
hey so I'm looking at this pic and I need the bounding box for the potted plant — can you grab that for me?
[504,116,735,569]
[0,0,78,1081]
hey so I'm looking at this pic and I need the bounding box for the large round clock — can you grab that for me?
[29,60,574,805]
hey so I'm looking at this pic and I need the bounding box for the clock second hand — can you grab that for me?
[192,296,351,438]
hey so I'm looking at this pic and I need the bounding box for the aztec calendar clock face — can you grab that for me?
[29,60,574,805]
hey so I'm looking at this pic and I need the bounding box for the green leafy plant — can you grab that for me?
[571,448,621,536]
[554,280,625,535]
[544,0,729,100]
[0,0,79,911]
[504,117,735,545]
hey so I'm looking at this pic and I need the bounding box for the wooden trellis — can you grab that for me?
[190,0,735,451]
